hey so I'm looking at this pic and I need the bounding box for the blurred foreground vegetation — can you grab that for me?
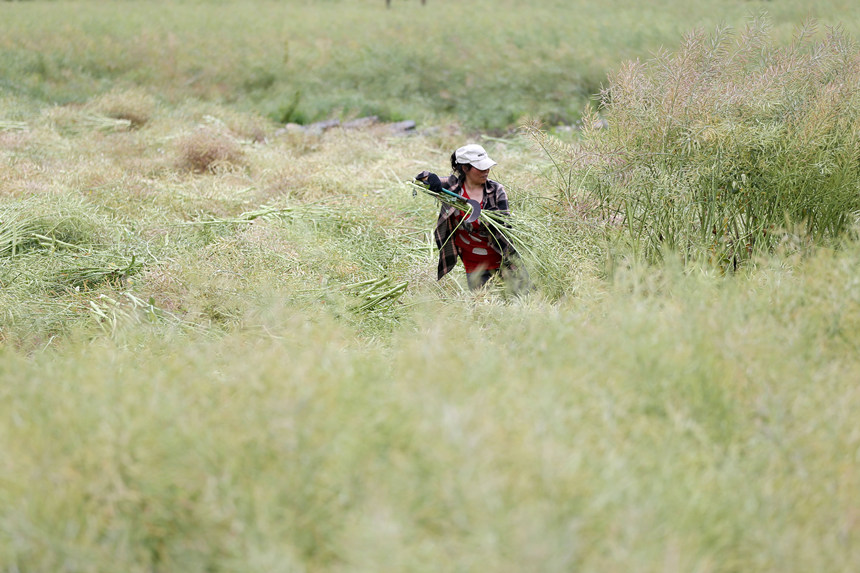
[4,253,859,571]
[2,1,860,571]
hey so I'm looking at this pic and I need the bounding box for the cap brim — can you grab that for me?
[471,158,497,170]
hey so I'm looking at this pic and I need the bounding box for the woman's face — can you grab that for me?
[464,165,490,186]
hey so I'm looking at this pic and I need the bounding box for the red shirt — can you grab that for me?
[453,207,502,273]
[434,175,512,280]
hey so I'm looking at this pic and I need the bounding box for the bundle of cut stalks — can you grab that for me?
[408,180,538,262]
[0,219,39,256]
[57,255,143,290]
[0,121,28,132]
[183,205,329,226]
[69,113,132,133]
[345,276,408,312]
[1,225,97,256]
[87,291,203,335]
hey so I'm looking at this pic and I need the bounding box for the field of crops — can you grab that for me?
[2,1,860,571]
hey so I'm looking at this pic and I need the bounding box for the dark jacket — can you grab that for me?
[434,174,515,280]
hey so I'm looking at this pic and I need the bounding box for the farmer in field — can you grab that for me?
[416,144,529,292]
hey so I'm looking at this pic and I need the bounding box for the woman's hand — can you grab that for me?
[415,171,443,192]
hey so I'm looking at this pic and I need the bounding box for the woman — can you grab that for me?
[416,143,527,291]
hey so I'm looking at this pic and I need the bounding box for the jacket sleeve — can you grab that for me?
[494,184,510,214]
[434,174,459,249]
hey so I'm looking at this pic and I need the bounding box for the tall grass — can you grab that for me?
[538,18,860,267]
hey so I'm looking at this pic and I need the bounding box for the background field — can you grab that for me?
[3,0,860,129]
[2,1,860,572]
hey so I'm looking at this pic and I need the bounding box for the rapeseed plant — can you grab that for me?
[537,17,860,268]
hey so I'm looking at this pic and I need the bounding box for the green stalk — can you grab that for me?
[408,181,537,261]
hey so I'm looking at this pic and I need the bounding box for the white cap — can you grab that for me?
[454,144,497,171]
